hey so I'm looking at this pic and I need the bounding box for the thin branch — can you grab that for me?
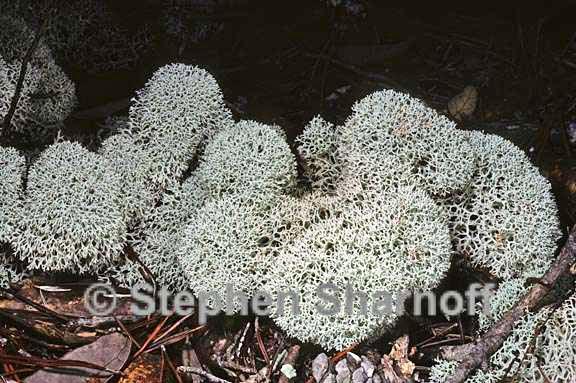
[2,21,46,131]
[0,352,121,375]
[0,287,73,323]
[179,367,232,383]
[440,225,576,383]
[125,244,158,294]
[304,52,405,90]
[163,346,185,383]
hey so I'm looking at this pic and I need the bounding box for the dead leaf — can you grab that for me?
[118,354,162,383]
[311,353,329,382]
[380,355,404,383]
[389,335,409,362]
[25,333,131,383]
[448,86,478,120]
[388,335,415,379]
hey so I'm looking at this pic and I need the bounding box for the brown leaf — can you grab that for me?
[448,86,478,120]
[388,335,415,379]
[25,333,131,383]
[118,354,162,383]
[389,335,409,362]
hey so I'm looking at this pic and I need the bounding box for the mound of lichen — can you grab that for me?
[0,147,26,287]
[10,142,126,273]
[0,63,564,359]
[0,15,76,140]
[100,64,234,224]
[266,183,452,350]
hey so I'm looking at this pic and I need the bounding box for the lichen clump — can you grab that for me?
[0,15,76,140]
[445,131,561,280]
[266,184,452,350]
[296,116,340,192]
[178,120,298,299]
[337,90,476,196]
[11,142,126,273]
[0,147,26,287]
[101,64,234,224]
[0,64,563,358]
[0,147,25,242]
[266,90,559,350]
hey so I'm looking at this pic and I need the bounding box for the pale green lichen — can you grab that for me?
[337,89,475,196]
[296,115,341,192]
[0,146,25,243]
[11,142,126,273]
[266,182,452,350]
[444,131,561,280]
[0,15,76,140]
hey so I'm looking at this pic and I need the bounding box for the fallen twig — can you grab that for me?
[125,244,158,295]
[440,226,576,383]
[178,366,232,383]
[2,17,46,131]
[0,309,95,346]
[254,317,270,364]
[304,53,405,90]
[330,343,358,363]
[163,346,185,383]
[182,344,203,383]
[69,98,131,121]
[0,287,73,323]
[0,352,120,375]
[132,314,171,359]
[146,325,207,352]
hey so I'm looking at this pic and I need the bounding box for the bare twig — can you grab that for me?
[254,317,270,364]
[125,244,158,295]
[178,366,232,383]
[146,325,207,352]
[0,288,73,322]
[2,19,46,131]
[154,314,193,345]
[218,360,256,374]
[0,309,95,346]
[182,344,203,383]
[69,98,131,121]
[114,315,141,348]
[163,346,184,383]
[415,323,459,348]
[132,314,171,359]
[160,348,167,383]
[440,226,576,383]
[0,352,120,375]
[304,53,404,90]
[330,343,359,363]
[66,314,143,329]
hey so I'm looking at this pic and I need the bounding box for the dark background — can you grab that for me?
[53,0,576,225]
